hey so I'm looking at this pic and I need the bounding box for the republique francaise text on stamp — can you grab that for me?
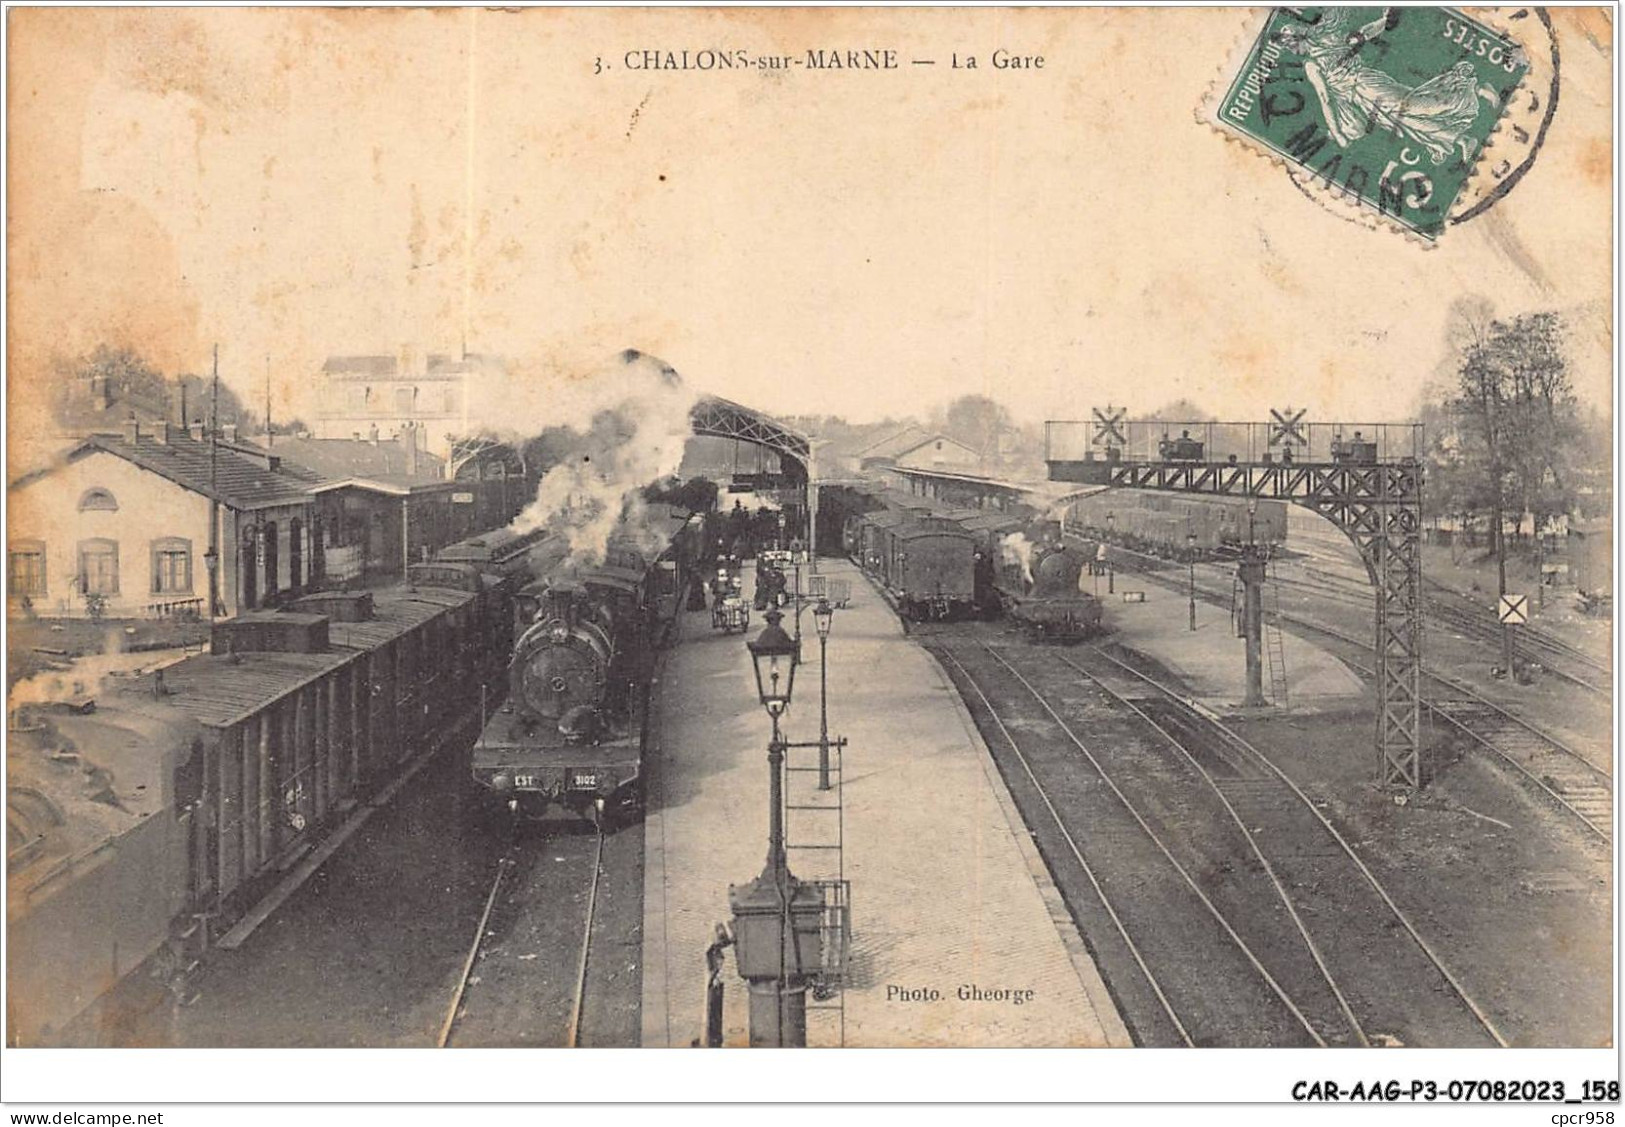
[1204,6,1529,241]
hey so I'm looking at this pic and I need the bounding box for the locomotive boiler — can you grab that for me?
[469,510,696,829]
[1000,542,1105,641]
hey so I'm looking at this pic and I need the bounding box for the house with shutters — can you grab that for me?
[8,418,324,620]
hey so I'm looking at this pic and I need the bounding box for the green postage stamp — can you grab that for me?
[1205,7,1530,240]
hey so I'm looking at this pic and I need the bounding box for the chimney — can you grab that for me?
[188,420,206,442]
[123,415,140,445]
[403,421,419,476]
[154,421,171,445]
[222,423,238,444]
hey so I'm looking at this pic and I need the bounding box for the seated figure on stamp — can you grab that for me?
[1274,7,1501,166]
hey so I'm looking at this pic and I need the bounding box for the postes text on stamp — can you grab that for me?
[1207,7,1529,241]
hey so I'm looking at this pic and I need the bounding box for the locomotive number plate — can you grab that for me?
[571,772,600,790]
[512,775,539,789]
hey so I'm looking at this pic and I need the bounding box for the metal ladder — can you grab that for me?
[783,701,849,1046]
[1263,564,1289,707]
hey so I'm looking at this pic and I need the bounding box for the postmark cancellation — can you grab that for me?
[1203,6,1531,241]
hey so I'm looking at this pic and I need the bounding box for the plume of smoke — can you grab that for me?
[509,350,701,566]
[1000,531,1034,585]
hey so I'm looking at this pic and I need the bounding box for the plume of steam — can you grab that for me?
[1000,532,1035,585]
[510,350,701,566]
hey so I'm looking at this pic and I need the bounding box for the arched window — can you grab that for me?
[78,488,119,512]
[77,538,119,595]
[151,537,192,595]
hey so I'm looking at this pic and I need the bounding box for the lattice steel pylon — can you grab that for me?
[1303,462,1424,790]
[1059,456,1425,791]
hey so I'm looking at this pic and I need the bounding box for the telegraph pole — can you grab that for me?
[208,347,222,620]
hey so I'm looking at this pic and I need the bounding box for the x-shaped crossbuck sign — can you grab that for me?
[1092,406,1126,447]
[1269,407,1308,448]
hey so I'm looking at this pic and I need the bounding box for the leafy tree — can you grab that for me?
[75,344,167,405]
[1445,310,1578,603]
[172,372,248,427]
[520,425,580,477]
[1148,398,1217,422]
[939,394,1014,457]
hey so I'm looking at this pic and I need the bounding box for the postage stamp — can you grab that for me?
[1204,6,1530,241]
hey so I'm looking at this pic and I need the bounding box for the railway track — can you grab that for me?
[438,829,610,1048]
[1098,535,1610,697]
[1066,644,1508,1048]
[1289,533,1610,695]
[931,636,1508,1047]
[1090,539,1613,843]
[934,642,1317,1046]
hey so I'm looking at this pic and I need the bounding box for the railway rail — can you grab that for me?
[1288,531,1610,695]
[1086,538,1613,843]
[1065,644,1508,1048]
[438,830,610,1048]
[934,643,1314,1046]
[931,636,1508,1047]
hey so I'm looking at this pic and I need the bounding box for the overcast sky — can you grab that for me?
[7,7,1613,445]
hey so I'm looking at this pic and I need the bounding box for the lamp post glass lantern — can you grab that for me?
[747,608,798,716]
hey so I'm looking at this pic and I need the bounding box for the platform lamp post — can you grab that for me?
[790,557,803,663]
[813,598,834,791]
[1187,528,1198,632]
[730,609,823,1047]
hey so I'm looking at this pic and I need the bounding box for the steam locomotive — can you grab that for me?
[999,539,1105,641]
[469,508,700,829]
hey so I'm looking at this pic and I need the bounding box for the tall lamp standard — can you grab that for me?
[729,609,822,1047]
[813,598,834,791]
[1105,512,1116,596]
[1187,528,1198,632]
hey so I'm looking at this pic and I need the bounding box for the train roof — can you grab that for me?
[323,588,477,653]
[438,526,549,562]
[584,565,646,590]
[122,650,357,729]
[892,523,973,542]
[863,511,913,529]
[959,513,1024,532]
[8,703,198,893]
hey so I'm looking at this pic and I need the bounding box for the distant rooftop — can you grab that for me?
[16,427,324,511]
[321,352,495,380]
[268,435,447,489]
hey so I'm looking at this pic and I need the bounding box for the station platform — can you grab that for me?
[1096,570,1364,712]
[641,559,1130,1048]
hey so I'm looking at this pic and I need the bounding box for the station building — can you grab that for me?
[8,419,322,620]
[310,348,499,463]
